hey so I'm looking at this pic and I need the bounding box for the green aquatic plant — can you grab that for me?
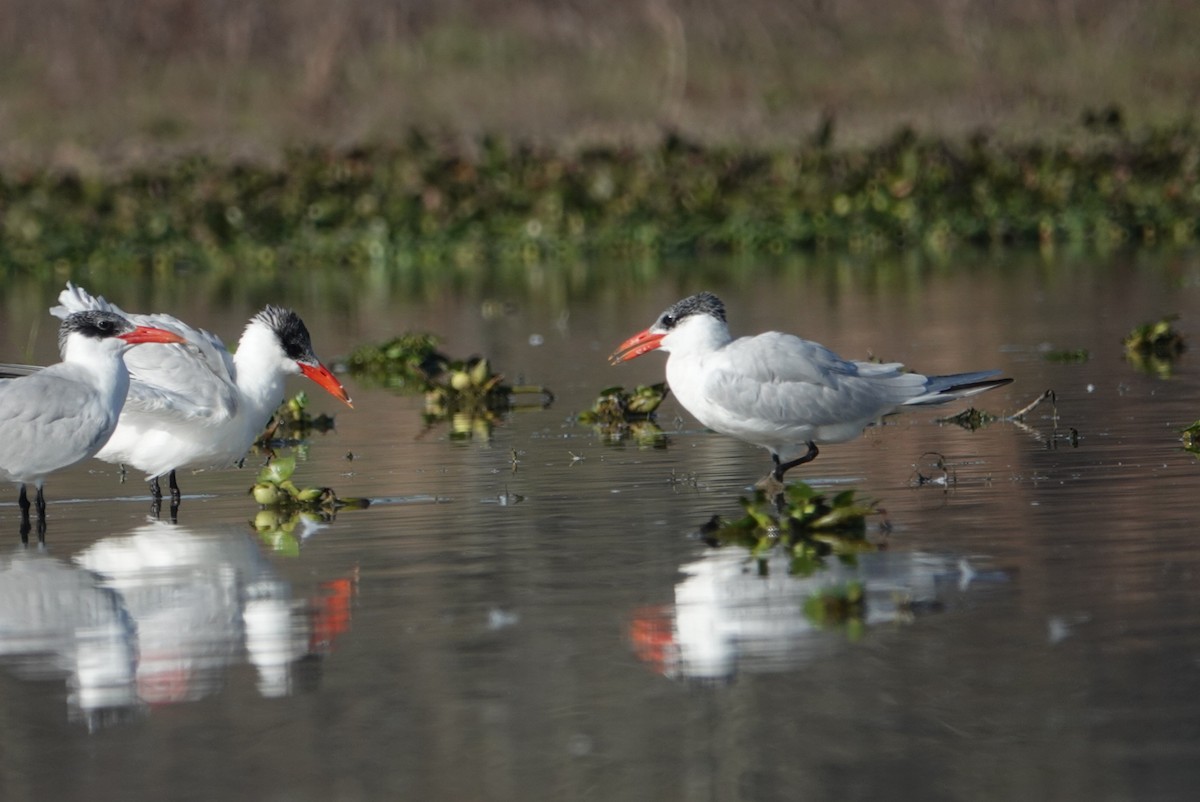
[249,456,367,515]
[1124,315,1186,355]
[937,407,1000,431]
[578,383,670,447]
[1042,348,1090,363]
[1181,420,1200,455]
[938,388,1061,437]
[702,484,878,576]
[578,383,669,425]
[258,391,337,444]
[344,331,553,440]
[422,356,553,440]
[344,333,448,391]
[1124,315,1186,377]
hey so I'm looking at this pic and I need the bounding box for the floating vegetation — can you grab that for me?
[1042,348,1090,363]
[1124,315,1186,377]
[3,124,1200,283]
[249,456,368,516]
[344,332,553,441]
[257,391,337,446]
[1181,420,1200,455]
[1124,315,1186,356]
[929,390,1077,480]
[701,484,878,577]
[423,356,554,441]
[577,383,670,447]
[425,357,507,409]
[938,388,1059,433]
[579,383,669,424]
[937,407,1001,432]
[344,333,447,391]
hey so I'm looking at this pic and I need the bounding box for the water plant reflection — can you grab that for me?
[0,521,356,729]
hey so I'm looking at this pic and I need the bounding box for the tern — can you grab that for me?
[48,283,353,507]
[0,310,185,532]
[610,292,1012,487]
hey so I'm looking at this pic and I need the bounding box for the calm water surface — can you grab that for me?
[2,252,1200,801]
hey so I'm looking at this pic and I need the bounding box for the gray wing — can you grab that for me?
[51,283,239,422]
[0,370,120,475]
[702,332,927,428]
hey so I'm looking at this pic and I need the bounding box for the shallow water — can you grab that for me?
[3,251,1200,800]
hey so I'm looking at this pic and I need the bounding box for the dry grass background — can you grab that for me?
[0,0,1197,170]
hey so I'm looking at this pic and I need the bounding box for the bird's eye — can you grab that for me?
[661,314,675,328]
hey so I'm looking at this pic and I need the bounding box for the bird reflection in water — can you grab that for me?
[630,547,1009,682]
[0,520,356,729]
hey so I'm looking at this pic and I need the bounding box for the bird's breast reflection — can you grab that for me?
[630,547,1009,682]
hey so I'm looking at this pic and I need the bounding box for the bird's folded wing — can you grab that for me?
[53,282,239,422]
[702,333,924,426]
[122,346,239,423]
[0,373,117,460]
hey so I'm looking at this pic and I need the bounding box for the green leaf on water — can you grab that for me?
[257,456,296,485]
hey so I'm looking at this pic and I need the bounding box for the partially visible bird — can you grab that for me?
[49,283,353,506]
[0,310,185,533]
[610,292,1012,487]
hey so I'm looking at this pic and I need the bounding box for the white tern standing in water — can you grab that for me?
[611,292,1012,487]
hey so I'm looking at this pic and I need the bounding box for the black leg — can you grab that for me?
[772,442,820,481]
[149,475,163,517]
[168,470,181,504]
[18,486,30,545]
[34,486,46,520]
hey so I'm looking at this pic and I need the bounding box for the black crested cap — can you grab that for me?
[254,305,316,362]
[58,310,135,351]
[656,292,726,330]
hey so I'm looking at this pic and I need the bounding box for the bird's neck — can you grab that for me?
[61,337,132,403]
[231,323,292,418]
[664,318,732,359]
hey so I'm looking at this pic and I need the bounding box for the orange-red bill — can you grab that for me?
[119,326,187,345]
[609,329,664,364]
[300,361,354,407]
